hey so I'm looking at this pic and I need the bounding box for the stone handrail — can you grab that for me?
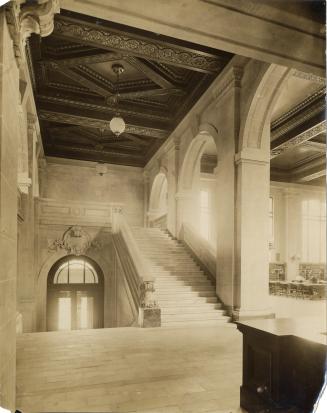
[181,222,217,281]
[112,208,160,327]
[149,212,167,229]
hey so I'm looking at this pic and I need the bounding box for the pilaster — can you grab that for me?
[233,150,273,320]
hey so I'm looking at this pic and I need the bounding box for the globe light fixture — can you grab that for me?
[110,63,126,136]
[110,115,125,136]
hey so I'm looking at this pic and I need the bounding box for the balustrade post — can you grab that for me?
[138,281,161,327]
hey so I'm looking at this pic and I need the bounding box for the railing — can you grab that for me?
[149,212,167,230]
[112,208,161,327]
[181,222,216,281]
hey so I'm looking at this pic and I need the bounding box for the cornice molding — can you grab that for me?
[271,121,326,158]
[53,16,225,73]
[292,70,326,85]
[271,88,325,136]
[5,0,60,63]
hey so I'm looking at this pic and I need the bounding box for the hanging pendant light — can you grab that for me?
[110,64,125,136]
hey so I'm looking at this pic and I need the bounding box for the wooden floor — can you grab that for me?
[17,325,242,413]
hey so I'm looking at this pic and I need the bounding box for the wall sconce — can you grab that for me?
[95,163,108,176]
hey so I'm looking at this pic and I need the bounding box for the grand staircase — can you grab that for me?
[132,227,231,327]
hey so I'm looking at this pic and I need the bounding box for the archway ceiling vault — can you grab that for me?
[28,9,233,167]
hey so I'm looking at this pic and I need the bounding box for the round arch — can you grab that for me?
[36,249,110,331]
[46,255,104,331]
[239,64,292,152]
[178,125,219,193]
[176,126,219,239]
[149,172,168,214]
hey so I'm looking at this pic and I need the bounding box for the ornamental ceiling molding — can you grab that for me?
[292,70,326,85]
[53,17,224,73]
[38,110,168,139]
[270,121,326,158]
[5,0,60,62]
[271,88,325,136]
[271,98,325,141]
[37,94,171,123]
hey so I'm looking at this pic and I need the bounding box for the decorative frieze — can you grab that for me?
[54,16,225,73]
[270,121,326,158]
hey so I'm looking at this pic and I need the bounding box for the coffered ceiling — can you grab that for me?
[28,9,232,167]
[270,81,326,186]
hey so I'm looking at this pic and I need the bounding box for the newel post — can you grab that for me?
[138,280,161,327]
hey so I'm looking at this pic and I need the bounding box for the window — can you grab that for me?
[54,259,98,284]
[269,196,274,248]
[302,198,326,263]
[200,190,210,240]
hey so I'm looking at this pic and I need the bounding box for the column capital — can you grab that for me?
[173,135,181,150]
[235,148,270,166]
[213,65,244,103]
[5,0,60,63]
[27,112,38,131]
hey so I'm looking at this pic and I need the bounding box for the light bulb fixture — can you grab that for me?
[110,63,125,136]
[95,162,108,176]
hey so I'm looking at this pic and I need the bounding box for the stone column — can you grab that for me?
[233,149,273,320]
[284,189,302,281]
[17,113,38,332]
[171,136,181,237]
[143,171,149,227]
[213,65,241,313]
[0,11,20,411]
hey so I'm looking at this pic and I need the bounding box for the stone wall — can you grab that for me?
[30,157,144,332]
[42,157,144,226]
[0,11,20,411]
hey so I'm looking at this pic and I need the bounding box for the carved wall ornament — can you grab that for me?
[6,0,60,62]
[47,225,101,255]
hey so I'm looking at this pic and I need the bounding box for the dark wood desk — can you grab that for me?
[237,318,326,413]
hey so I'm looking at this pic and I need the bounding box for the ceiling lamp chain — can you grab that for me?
[109,63,126,137]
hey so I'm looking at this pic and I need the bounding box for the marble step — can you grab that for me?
[161,304,223,313]
[161,319,231,327]
[155,279,211,285]
[156,285,215,293]
[158,296,218,304]
[162,312,227,322]
[157,291,216,299]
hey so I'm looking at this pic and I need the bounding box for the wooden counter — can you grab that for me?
[237,318,326,413]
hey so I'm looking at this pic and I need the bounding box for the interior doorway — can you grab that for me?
[47,256,104,331]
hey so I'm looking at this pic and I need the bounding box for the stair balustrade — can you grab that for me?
[112,207,161,327]
[148,212,167,230]
[181,223,216,281]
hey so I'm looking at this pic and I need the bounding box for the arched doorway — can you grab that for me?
[47,256,104,331]
[177,131,218,246]
[148,172,168,227]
